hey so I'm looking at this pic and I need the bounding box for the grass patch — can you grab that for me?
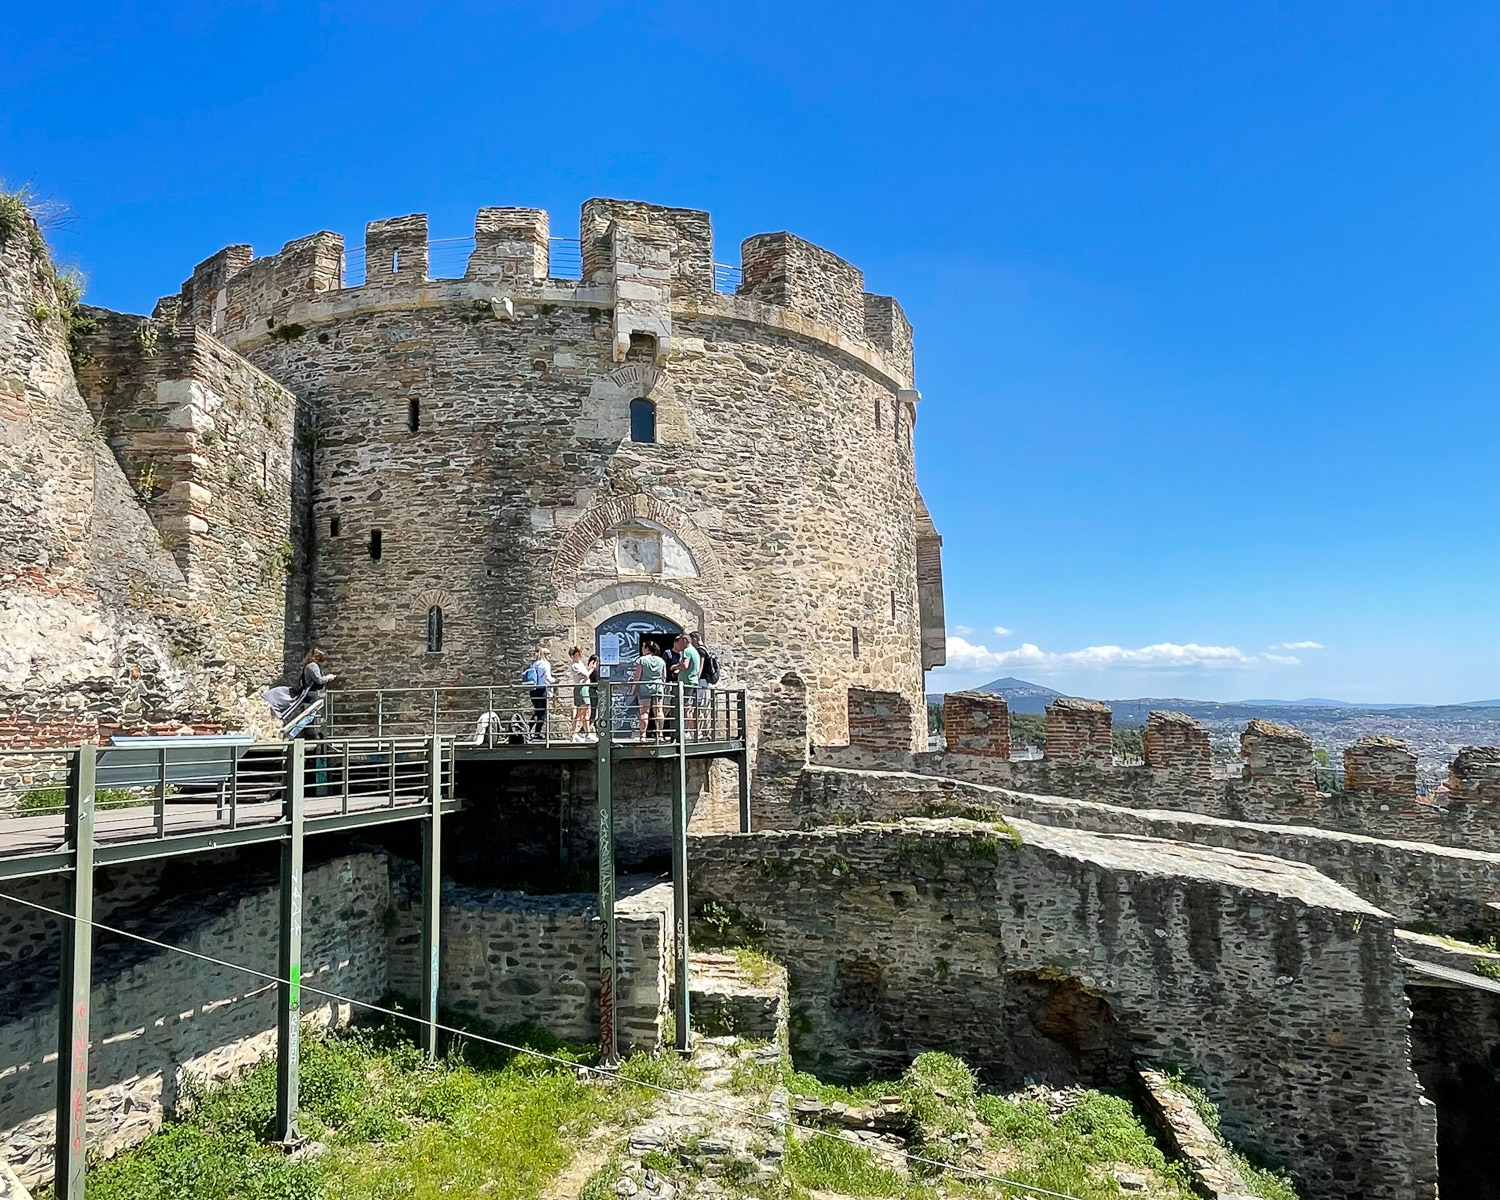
[784,1132,912,1197]
[18,787,158,812]
[1159,1069,1301,1200]
[51,1013,668,1200]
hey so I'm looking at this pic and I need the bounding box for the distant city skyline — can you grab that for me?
[5,1,1497,705]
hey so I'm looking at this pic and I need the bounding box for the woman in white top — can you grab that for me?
[569,646,595,740]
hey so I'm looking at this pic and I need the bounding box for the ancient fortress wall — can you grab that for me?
[929,690,1500,853]
[0,847,672,1189]
[691,818,1438,1200]
[152,200,942,760]
[0,212,296,762]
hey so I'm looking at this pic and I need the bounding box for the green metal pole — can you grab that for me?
[275,740,305,1144]
[672,682,690,1052]
[420,735,443,1059]
[737,690,751,833]
[55,745,95,1200]
[596,683,617,1062]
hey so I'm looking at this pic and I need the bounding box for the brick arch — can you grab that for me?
[549,493,726,596]
[605,363,674,401]
[574,583,705,638]
[412,588,454,615]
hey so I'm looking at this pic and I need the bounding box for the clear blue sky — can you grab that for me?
[6,2,1497,704]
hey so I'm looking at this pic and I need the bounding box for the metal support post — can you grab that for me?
[596,684,618,1063]
[420,735,443,1059]
[275,740,306,1144]
[55,745,95,1200]
[737,690,752,833]
[672,683,691,1051]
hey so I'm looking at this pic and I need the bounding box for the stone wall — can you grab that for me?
[942,690,1011,759]
[0,852,391,1189]
[690,817,1437,1200]
[0,208,287,764]
[1449,747,1500,805]
[1044,697,1112,763]
[388,874,671,1053]
[148,199,935,825]
[1143,710,1211,777]
[795,767,1500,940]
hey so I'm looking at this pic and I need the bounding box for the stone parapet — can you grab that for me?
[739,232,866,342]
[1345,736,1418,806]
[1144,711,1212,777]
[1448,747,1500,806]
[1241,719,1315,799]
[943,690,1011,759]
[468,207,549,282]
[1044,697,1112,763]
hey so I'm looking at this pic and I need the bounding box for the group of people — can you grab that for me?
[524,631,717,743]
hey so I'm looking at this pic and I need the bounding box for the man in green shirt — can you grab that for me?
[672,634,702,740]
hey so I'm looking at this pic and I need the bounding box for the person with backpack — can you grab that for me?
[523,645,554,741]
[672,633,702,740]
[690,631,720,735]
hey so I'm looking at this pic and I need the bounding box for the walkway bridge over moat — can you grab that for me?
[0,683,749,1200]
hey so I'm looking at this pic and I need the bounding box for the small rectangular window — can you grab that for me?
[329,515,341,538]
[369,529,382,560]
[852,626,861,659]
[875,400,883,430]
[891,590,896,620]
[408,397,420,432]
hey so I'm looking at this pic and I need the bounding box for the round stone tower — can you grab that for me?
[156,198,946,774]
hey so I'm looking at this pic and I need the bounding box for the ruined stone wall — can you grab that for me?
[387,875,671,1053]
[0,210,276,763]
[157,200,932,809]
[942,690,1011,759]
[795,766,1500,939]
[0,852,391,1189]
[1044,697,1112,763]
[691,818,1437,1200]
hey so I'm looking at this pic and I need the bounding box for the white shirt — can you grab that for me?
[529,657,554,686]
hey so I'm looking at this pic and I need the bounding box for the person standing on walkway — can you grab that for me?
[672,633,702,740]
[634,639,667,740]
[524,645,554,741]
[569,646,596,741]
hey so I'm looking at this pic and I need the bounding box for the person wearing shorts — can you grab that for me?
[569,647,595,741]
[672,633,702,739]
[634,640,667,740]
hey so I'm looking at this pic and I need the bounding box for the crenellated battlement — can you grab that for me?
[152,199,918,389]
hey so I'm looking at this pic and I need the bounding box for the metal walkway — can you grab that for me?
[0,684,749,1199]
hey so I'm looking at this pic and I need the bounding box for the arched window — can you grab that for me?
[426,606,444,653]
[629,398,656,444]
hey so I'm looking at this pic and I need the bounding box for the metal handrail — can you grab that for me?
[324,682,748,749]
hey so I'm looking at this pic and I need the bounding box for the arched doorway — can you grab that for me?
[594,609,684,732]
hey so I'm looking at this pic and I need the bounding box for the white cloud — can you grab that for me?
[992,625,1013,637]
[1269,641,1323,651]
[951,624,974,637]
[943,636,1296,674]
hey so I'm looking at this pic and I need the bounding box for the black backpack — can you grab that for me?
[699,649,721,685]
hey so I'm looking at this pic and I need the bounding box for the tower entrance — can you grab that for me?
[594,610,684,732]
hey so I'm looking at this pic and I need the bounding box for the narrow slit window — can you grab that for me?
[408,397,420,432]
[369,529,382,561]
[329,515,341,538]
[875,399,883,430]
[392,249,400,275]
[852,626,861,659]
[426,606,444,653]
[891,590,897,620]
[630,397,656,444]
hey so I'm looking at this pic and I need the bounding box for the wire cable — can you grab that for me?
[0,888,1091,1200]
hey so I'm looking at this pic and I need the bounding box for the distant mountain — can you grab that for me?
[975,676,1066,714]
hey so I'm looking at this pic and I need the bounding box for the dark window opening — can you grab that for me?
[626,331,657,362]
[426,606,444,653]
[875,399,883,430]
[891,590,897,620]
[369,529,382,561]
[408,397,420,432]
[391,250,400,274]
[852,626,861,659]
[630,398,657,444]
[329,515,341,538]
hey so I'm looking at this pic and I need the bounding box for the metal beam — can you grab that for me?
[275,740,305,1143]
[672,683,691,1052]
[55,745,94,1200]
[596,683,618,1063]
[419,736,443,1059]
[737,691,751,833]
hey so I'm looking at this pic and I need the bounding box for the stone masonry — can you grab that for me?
[1044,697,1112,763]
[941,690,1011,759]
[691,817,1438,1200]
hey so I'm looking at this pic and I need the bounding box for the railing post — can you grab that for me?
[376,691,384,738]
[275,739,305,1144]
[55,745,94,1200]
[596,682,618,1063]
[420,735,443,1060]
[431,689,439,740]
[671,682,690,1052]
[486,687,495,747]
[737,689,752,833]
[155,745,167,837]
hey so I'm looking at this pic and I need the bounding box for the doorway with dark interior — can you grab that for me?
[593,610,684,738]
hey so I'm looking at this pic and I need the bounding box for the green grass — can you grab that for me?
[1158,1069,1301,1200]
[18,787,158,812]
[50,1015,668,1200]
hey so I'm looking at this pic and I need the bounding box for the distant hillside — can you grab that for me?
[974,676,1065,714]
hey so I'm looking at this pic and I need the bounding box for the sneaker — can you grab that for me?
[572,733,586,742]
[586,733,599,742]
